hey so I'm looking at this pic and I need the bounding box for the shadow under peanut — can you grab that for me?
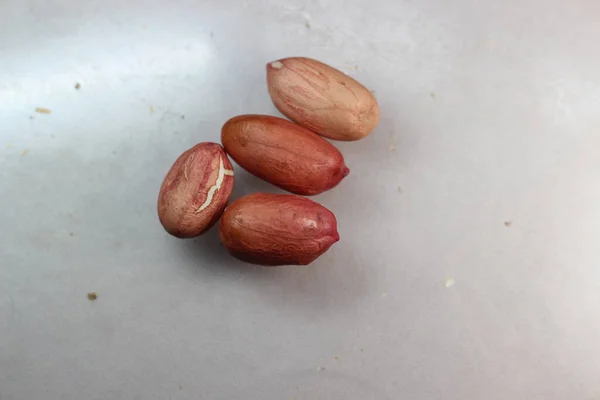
[177,223,371,321]
[175,165,371,316]
[228,164,285,201]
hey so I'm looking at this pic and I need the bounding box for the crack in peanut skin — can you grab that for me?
[195,157,234,213]
[219,193,340,266]
[221,115,349,196]
[266,57,379,141]
[158,143,234,238]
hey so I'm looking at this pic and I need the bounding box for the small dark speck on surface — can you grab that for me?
[398,186,403,193]
[209,30,214,38]
[305,22,311,29]
[430,92,436,99]
[75,82,81,90]
[69,232,75,237]
[181,115,185,119]
[504,221,512,227]
[87,292,98,301]
[334,356,340,361]
[29,115,35,120]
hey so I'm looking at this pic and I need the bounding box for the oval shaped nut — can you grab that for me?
[157,142,235,238]
[221,115,349,196]
[266,57,379,141]
[219,193,340,266]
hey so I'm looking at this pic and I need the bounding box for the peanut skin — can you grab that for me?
[219,193,340,266]
[266,57,380,141]
[221,115,349,196]
[158,142,234,238]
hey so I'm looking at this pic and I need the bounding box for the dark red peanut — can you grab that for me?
[219,193,339,266]
[221,115,349,195]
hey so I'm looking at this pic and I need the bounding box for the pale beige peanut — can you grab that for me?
[266,57,379,141]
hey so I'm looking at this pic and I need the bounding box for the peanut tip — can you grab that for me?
[332,231,341,243]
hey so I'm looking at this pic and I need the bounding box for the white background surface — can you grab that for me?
[2,1,600,399]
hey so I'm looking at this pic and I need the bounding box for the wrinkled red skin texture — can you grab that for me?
[219,193,340,266]
[221,115,349,196]
[158,142,234,238]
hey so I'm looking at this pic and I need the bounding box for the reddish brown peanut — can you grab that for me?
[221,115,349,195]
[266,57,379,141]
[219,193,339,266]
[158,142,235,238]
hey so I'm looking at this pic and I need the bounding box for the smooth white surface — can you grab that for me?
[2,1,600,399]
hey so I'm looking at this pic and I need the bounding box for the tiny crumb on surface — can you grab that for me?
[317,366,325,372]
[35,107,52,114]
[398,186,403,193]
[74,82,81,90]
[504,221,512,227]
[29,115,35,120]
[20,149,29,157]
[87,292,98,301]
[149,105,155,114]
[388,144,396,152]
[445,278,456,288]
[305,21,311,29]
[69,232,74,237]
[430,92,436,99]
[334,356,340,361]
[360,348,364,352]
